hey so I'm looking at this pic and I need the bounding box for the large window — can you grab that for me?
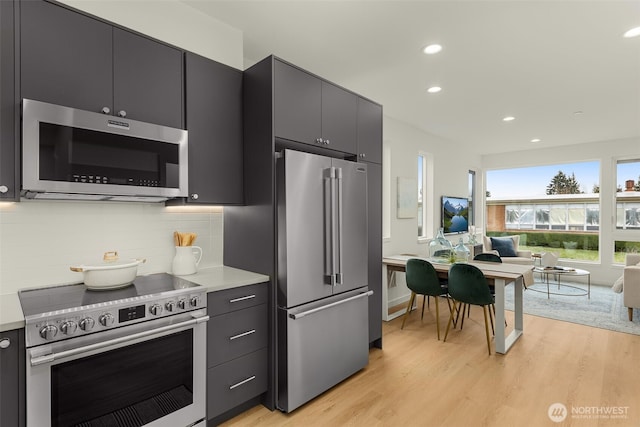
[614,159,640,262]
[486,161,600,261]
[616,159,640,230]
[418,154,426,237]
[468,170,476,226]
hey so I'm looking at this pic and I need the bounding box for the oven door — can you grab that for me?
[26,311,208,427]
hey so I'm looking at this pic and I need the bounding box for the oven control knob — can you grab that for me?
[99,313,115,327]
[60,320,78,336]
[165,301,176,312]
[39,325,58,340]
[178,299,188,310]
[149,304,163,316]
[190,296,201,308]
[79,317,95,331]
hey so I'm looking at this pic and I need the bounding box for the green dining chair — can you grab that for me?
[472,252,500,327]
[473,253,502,263]
[401,258,453,340]
[444,263,495,355]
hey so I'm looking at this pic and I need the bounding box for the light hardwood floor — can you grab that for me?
[222,297,640,426]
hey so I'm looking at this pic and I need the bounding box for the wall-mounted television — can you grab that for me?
[441,196,469,234]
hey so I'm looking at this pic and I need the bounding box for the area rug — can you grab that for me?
[504,279,640,336]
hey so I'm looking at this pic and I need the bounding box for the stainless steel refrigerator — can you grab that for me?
[276,149,371,413]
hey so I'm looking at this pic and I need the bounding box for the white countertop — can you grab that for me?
[0,265,269,333]
[179,265,269,292]
[0,293,25,333]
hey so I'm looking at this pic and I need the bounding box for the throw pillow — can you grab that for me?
[612,275,623,293]
[490,237,518,257]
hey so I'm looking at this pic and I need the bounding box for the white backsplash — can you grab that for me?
[0,200,224,294]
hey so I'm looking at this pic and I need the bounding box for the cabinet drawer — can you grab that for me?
[207,282,268,316]
[207,348,268,419]
[207,304,267,367]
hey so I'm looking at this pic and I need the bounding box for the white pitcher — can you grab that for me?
[172,246,203,275]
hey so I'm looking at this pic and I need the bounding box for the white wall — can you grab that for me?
[482,136,640,286]
[382,116,482,309]
[59,0,243,69]
[0,1,243,295]
[0,202,223,294]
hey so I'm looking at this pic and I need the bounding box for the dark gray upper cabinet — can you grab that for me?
[274,60,357,155]
[184,53,243,204]
[274,60,321,146]
[113,29,183,129]
[321,82,357,153]
[20,0,183,129]
[0,330,26,427]
[357,97,383,164]
[0,0,18,201]
[20,0,113,114]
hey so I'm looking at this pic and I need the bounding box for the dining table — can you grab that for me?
[382,255,534,354]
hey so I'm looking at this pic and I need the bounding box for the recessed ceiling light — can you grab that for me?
[423,44,442,54]
[573,111,584,115]
[531,138,541,143]
[623,26,640,38]
[427,86,442,93]
[502,116,515,122]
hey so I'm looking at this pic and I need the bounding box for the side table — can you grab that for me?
[532,267,591,299]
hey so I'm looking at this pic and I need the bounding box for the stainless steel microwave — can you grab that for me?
[21,99,188,202]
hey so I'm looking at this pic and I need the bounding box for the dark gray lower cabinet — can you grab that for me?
[0,329,25,427]
[207,283,268,425]
[207,348,268,420]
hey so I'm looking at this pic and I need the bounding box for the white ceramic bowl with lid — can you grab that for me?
[70,252,146,290]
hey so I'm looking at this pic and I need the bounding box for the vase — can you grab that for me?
[454,237,471,262]
[429,227,453,262]
[172,246,203,275]
[468,225,478,245]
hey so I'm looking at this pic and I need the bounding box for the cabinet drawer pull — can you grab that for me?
[229,375,256,390]
[229,329,256,341]
[0,338,10,349]
[229,295,256,303]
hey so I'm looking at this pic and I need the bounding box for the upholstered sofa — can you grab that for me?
[482,235,534,266]
[624,253,640,321]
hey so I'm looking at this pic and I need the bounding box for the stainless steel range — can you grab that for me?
[19,273,209,427]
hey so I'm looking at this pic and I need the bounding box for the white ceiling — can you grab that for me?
[183,0,640,155]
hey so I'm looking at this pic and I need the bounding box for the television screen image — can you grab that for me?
[442,196,469,234]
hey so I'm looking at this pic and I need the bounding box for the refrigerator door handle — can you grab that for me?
[289,290,373,320]
[335,167,343,285]
[323,167,335,285]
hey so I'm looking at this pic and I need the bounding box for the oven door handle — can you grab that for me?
[30,314,209,367]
